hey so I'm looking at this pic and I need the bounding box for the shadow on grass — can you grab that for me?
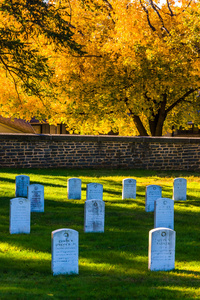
[2,167,199,178]
[0,251,199,300]
[0,176,15,184]
[173,268,200,276]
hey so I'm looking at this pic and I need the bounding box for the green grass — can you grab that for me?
[0,168,200,299]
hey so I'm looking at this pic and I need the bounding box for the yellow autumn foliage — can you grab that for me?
[1,0,200,135]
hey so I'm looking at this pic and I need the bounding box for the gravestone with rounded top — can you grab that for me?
[15,175,30,198]
[84,199,105,233]
[154,198,174,230]
[86,183,103,201]
[51,228,79,276]
[145,185,162,212]
[148,227,176,271]
[28,184,44,212]
[10,198,31,234]
[122,178,136,199]
[67,178,82,200]
[173,178,187,201]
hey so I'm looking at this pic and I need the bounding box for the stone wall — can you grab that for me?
[0,134,200,170]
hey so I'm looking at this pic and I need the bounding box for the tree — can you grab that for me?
[49,0,200,136]
[0,0,83,120]
[1,0,200,136]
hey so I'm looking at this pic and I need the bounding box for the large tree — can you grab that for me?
[49,0,200,136]
[1,0,200,136]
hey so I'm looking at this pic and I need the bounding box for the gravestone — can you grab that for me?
[145,185,162,212]
[51,228,79,275]
[122,178,136,199]
[86,183,103,201]
[15,175,30,198]
[173,178,187,201]
[84,199,105,233]
[28,184,44,212]
[67,178,82,200]
[148,227,176,271]
[10,198,31,234]
[154,198,174,230]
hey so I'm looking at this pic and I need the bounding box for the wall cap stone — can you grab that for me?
[0,133,200,144]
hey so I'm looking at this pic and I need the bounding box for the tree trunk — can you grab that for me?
[132,115,149,136]
[130,90,195,137]
[149,95,167,136]
[149,116,158,136]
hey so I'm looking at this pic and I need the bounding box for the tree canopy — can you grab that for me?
[1,0,200,136]
[0,0,83,120]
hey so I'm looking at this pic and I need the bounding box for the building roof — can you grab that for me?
[0,116,36,133]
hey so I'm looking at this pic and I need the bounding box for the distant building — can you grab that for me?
[173,122,200,137]
[0,116,69,134]
[29,118,68,134]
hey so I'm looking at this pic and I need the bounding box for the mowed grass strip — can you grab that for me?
[0,168,200,300]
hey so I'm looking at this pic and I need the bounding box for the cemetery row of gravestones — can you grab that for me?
[10,175,187,275]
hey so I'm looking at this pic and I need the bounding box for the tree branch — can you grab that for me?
[0,55,21,102]
[166,0,174,16]
[181,0,193,13]
[166,88,199,114]
[102,0,113,10]
[140,0,156,32]
[149,0,170,34]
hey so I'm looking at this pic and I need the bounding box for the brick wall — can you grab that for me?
[0,134,200,170]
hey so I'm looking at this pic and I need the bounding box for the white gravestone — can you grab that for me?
[86,183,103,201]
[173,178,187,201]
[67,178,82,200]
[154,198,174,230]
[122,178,136,199]
[51,228,79,276]
[15,175,30,198]
[84,200,105,233]
[145,185,162,212]
[28,184,44,212]
[10,198,31,234]
[148,227,176,271]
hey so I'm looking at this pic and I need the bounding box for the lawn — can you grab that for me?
[0,168,200,299]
